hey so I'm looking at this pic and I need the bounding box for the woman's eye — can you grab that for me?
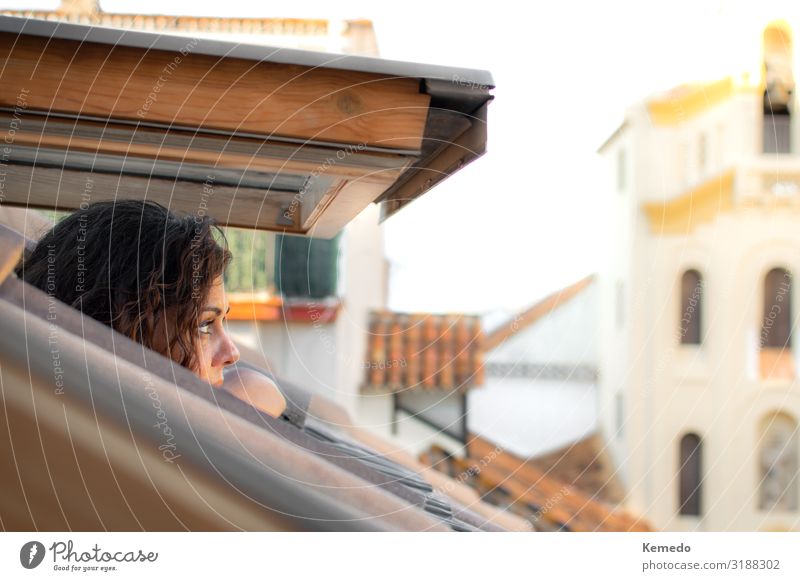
[199,320,214,335]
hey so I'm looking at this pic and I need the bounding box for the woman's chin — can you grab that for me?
[196,371,225,388]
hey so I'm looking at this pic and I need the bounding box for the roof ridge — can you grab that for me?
[484,274,596,351]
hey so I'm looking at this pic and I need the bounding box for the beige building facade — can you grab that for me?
[600,17,800,531]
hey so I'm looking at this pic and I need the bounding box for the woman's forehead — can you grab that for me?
[204,277,229,311]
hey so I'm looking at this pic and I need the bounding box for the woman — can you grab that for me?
[14,199,285,417]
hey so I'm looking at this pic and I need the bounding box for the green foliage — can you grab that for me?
[222,228,275,293]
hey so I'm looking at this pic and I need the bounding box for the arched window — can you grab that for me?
[763,23,794,153]
[762,268,792,347]
[760,268,794,380]
[758,412,799,511]
[680,270,703,345]
[678,433,703,516]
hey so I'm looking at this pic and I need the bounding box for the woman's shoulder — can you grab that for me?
[221,367,287,419]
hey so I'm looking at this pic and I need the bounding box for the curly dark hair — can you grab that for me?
[14,199,232,371]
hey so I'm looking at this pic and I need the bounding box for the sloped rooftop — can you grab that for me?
[420,436,652,532]
[361,311,486,394]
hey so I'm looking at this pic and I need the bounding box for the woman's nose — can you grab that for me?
[217,329,240,367]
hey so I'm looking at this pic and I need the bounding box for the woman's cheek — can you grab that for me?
[194,339,211,375]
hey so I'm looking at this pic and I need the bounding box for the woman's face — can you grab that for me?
[193,276,240,387]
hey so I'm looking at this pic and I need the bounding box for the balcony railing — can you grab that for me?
[736,157,800,206]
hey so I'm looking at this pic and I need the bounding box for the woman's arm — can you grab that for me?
[220,366,287,418]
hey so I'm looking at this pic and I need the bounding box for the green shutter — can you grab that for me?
[274,232,340,299]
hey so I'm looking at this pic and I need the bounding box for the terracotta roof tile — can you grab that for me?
[420,435,653,532]
[387,316,405,388]
[527,432,626,504]
[361,311,485,394]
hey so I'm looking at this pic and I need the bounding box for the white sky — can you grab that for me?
[4,0,795,314]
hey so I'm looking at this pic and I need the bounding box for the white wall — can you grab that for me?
[488,282,598,367]
[468,377,597,458]
[336,202,388,418]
